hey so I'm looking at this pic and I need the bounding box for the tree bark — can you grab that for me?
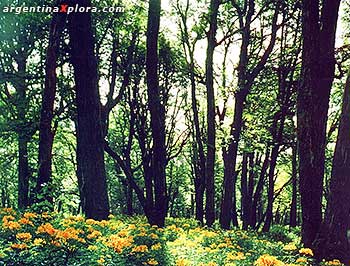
[298,0,340,247]
[251,148,270,228]
[145,0,168,227]
[68,0,110,220]
[314,71,350,263]
[241,152,249,230]
[18,135,29,209]
[36,10,66,205]
[16,54,30,210]
[204,0,220,227]
[289,144,298,227]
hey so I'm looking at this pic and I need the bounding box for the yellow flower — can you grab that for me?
[105,235,133,253]
[97,257,105,265]
[217,243,227,248]
[37,223,56,235]
[149,233,158,239]
[226,251,246,261]
[151,243,162,250]
[16,232,32,242]
[207,262,218,266]
[2,215,15,223]
[299,248,314,257]
[132,245,149,253]
[23,212,37,219]
[19,218,34,226]
[2,208,14,214]
[325,259,343,265]
[147,258,159,265]
[33,238,46,246]
[87,230,102,239]
[88,245,98,251]
[41,212,51,219]
[56,227,81,241]
[4,221,21,230]
[283,243,297,251]
[296,257,307,263]
[11,243,28,250]
[255,254,284,266]
[176,258,190,266]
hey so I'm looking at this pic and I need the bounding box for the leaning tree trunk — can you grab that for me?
[36,10,66,206]
[68,0,110,220]
[145,0,168,227]
[315,72,350,264]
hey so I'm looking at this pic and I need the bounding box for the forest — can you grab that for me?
[0,0,349,265]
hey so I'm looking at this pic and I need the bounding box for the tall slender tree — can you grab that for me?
[205,0,220,227]
[36,8,67,205]
[145,0,168,226]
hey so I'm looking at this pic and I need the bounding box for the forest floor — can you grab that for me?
[0,208,342,266]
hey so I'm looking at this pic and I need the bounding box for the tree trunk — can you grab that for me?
[68,0,110,220]
[205,0,220,227]
[298,0,340,247]
[18,135,29,209]
[314,72,350,263]
[241,152,249,230]
[16,54,30,210]
[36,11,66,205]
[220,90,246,229]
[290,145,298,227]
[146,0,168,227]
[251,148,270,228]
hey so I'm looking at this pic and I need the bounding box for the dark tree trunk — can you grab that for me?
[251,148,270,228]
[298,0,340,247]
[290,145,298,227]
[190,47,205,225]
[246,152,255,227]
[205,0,220,227]
[263,112,286,232]
[194,176,205,224]
[16,54,30,210]
[18,135,30,209]
[241,152,249,230]
[145,0,168,227]
[220,90,246,229]
[36,11,66,205]
[126,182,133,216]
[262,147,278,232]
[314,72,350,263]
[68,0,110,220]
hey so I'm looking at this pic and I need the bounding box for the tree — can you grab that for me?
[36,8,67,206]
[0,9,47,209]
[220,0,279,229]
[314,71,350,263]
[68,0,110,220]
[205,0,221,227]
[297,0,341,247]
[176,0,207,225]
[145,0,168,226]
